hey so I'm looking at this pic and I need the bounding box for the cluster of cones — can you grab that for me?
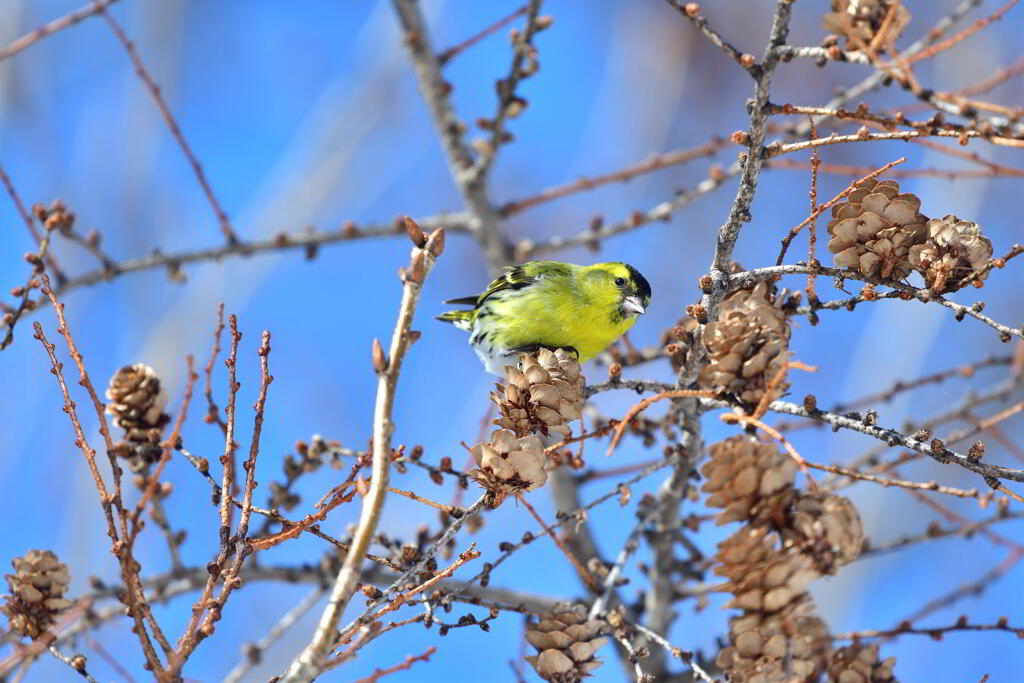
[703,435,896,682]
[470,348,584,506]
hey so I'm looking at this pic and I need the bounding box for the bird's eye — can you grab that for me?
[614,277,625,287]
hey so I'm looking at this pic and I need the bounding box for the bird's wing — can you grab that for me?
[444,262,571,307]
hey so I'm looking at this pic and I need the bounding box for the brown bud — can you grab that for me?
[740,53,755,69]
[372,339,388,374]
[685,303,708,324]
[608,362,621,379]
[71,656,87,672]
[403,216,427,247]
[698,274,713,292]
[968,441,986,462]
[730,130,750,146]
[506,97,528,118]
[428,228,446,257]
[708,164,726,182]
[684,3,699,17]
[535,15,554,30]
[803,394,817,412]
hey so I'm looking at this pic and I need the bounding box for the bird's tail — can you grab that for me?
[436,309,474,331]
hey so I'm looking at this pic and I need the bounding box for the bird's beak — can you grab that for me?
[622,296,646,316]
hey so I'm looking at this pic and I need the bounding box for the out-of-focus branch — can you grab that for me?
[0,212,466,340]
[437,5,529,65]
[0,0,122,61]
[465,0,543,184]
[283,224,445,682]
[223,587,325,683]
[498,139,727,217]
[664,1,757,74]
[391,0,509,271]
[100,10,237,244]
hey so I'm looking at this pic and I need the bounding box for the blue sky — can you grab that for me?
[1,1,1023,681]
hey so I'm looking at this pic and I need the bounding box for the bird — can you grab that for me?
[437,261,652,375]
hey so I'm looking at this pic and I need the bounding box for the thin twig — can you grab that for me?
[0,0,122,61]
[100,10,237,243]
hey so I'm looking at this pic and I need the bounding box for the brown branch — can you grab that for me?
[0,0,122,61]
[348,646,437,683]
[203,304,228,434]
[766,158,1020,180]
[0,212,466,339]
[466,0,544,184]
[517,495,599,591]
[899,0,1019,67]
[250,484,356,551]
[606,389,717,457]
[100,10,237,243]
[835,618,1024,642]
[774,156,904,264]
[437,5,529,65]
[498,139,727,216]
[235,331,273,542]
[371,544,481,620]
[30,323,118,541]
[665,0,757,74]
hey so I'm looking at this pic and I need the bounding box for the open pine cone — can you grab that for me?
[826,179,928,281]
[908,214,993,293]
[525,603,607,682]
[828,643,898,682]
[824,0,910,53]
[784,492,865,575]
[718,597,831,683]
[699,282,790,406]
[2,550,73,640]
[702,436,798,526]
[105,363,169,443]
[470,429,548,504]
[491,349,583,440]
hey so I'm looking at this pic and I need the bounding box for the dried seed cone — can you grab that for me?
[716,531,821,614]
[908,214,993,293]
[2,550,73,639]
[784,492,865,575]
[826,179,928,280]
[105,364,169,443]
[824,0,910,53]
[828,644,898,682]
[702,436,798,526]
[718,597,831,683]
[699,282,791,405]
[471,429,548,501]
[524,603,607,682]
[492,349,584,440]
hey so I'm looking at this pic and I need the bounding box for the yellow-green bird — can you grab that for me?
[438,261,651,374]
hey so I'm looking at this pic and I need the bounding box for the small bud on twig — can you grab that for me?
[372,339,388,374]
[428,228,446,257]
[403,216,427,247]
